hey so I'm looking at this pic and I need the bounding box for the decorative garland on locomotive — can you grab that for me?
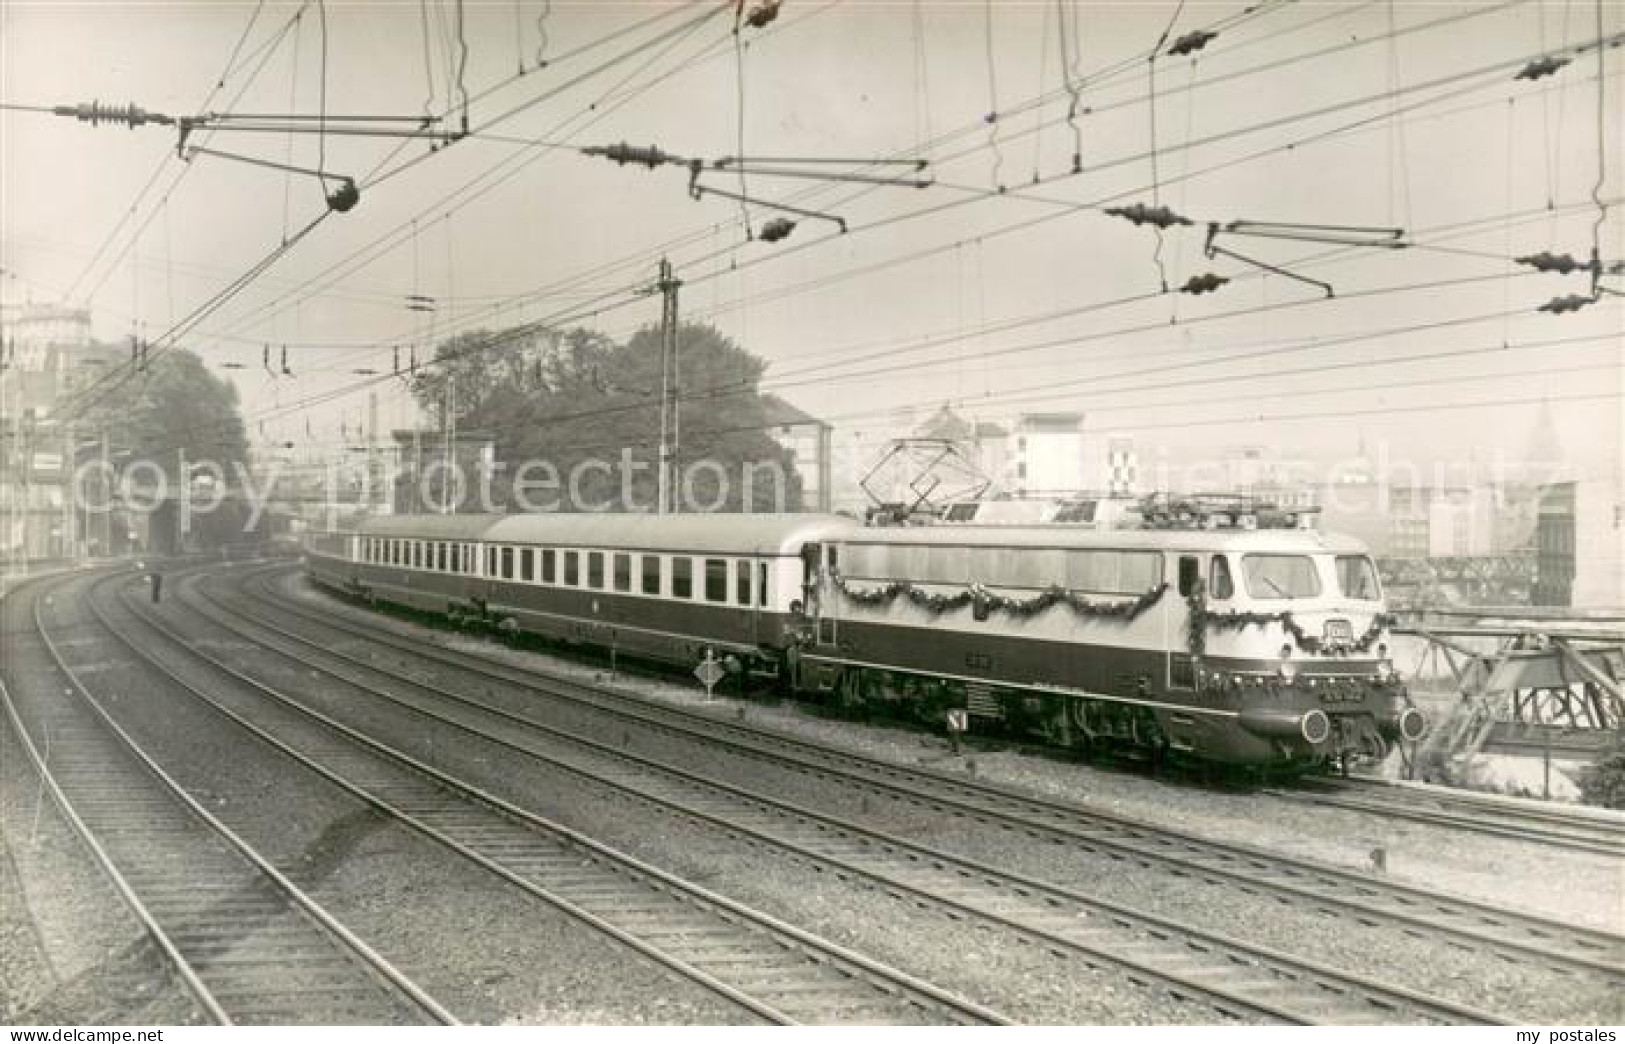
[790,523,1422,767]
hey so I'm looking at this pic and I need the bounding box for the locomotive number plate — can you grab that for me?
[1323,619,1354,644]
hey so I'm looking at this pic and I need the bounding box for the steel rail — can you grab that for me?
[173,568,1514,1025]
[15,570,457,1026]
[257,563,1625,985]
[0,673,230,1025]
[1264,778,1625,858]
[96,570,1006,1027]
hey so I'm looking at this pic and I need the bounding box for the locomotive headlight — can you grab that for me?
[1279,644,1293,661]
[1278,661,1299,683]
[1376,659,1395,682]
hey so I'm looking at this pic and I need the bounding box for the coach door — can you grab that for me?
[800,542,835,647]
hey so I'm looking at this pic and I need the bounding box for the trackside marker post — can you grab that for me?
[695,648,725,699]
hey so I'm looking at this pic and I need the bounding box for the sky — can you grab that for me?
[2,0,1621,494]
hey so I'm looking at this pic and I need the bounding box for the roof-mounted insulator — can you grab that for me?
[1167,30,1217,57]
[1515,251,1594,275]
[1516,55,1571,81]
[744,0,783,30]
[1105,203,1192,229]
[53,100,174,128]
[758,217,796,243]
[1180,272,1229,295]
[1537,293,1596,314]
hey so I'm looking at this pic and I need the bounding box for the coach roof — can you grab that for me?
[353,514,505,540]
[481,512,861,555]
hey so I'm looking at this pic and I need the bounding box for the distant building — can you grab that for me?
[1,304,119,559]
[1106,435,1139,496]
[1534,478,1625,608]
[1009,412,1085,495]
[762,394,833,512]
[390,430,497,515]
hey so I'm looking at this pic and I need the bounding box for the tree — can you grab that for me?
[415,321,803,513]
[79,348,250,482]
[72,347,253,551]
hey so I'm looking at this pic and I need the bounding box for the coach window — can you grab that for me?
[434,542,445,571]
[563,551,580,586]
[704,558,729,603]
[672,557,693,599]
[757,561,769,606]
[1210,555,1234,600]
[588,551,605,589]
[613,553,632,592]
[641,555,661,595]
[412,542,422,568]
[487,547,497,575]
[541,549,556,584]
[1177,555,1201,597]
[736,559,752,605]
[520,548,534,582]
[500,547,514,580]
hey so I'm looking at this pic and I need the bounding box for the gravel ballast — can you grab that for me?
[266,567,1623,1023]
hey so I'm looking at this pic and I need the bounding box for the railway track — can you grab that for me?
[154,565,1519,1024]
[2,570,455,1026]
[240,563,1625,990]
[86,568,1005,1027]
[1266,777,1625,858]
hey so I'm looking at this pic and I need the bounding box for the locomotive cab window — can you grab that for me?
[1336,555,1381,600]
[1243,554,1321,599]
[1210,555,1234,600]
[704,558,728,603]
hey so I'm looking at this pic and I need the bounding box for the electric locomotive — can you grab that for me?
[304,509,1423,769]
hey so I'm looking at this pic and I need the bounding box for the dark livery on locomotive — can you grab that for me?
[304,511,1424,769]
